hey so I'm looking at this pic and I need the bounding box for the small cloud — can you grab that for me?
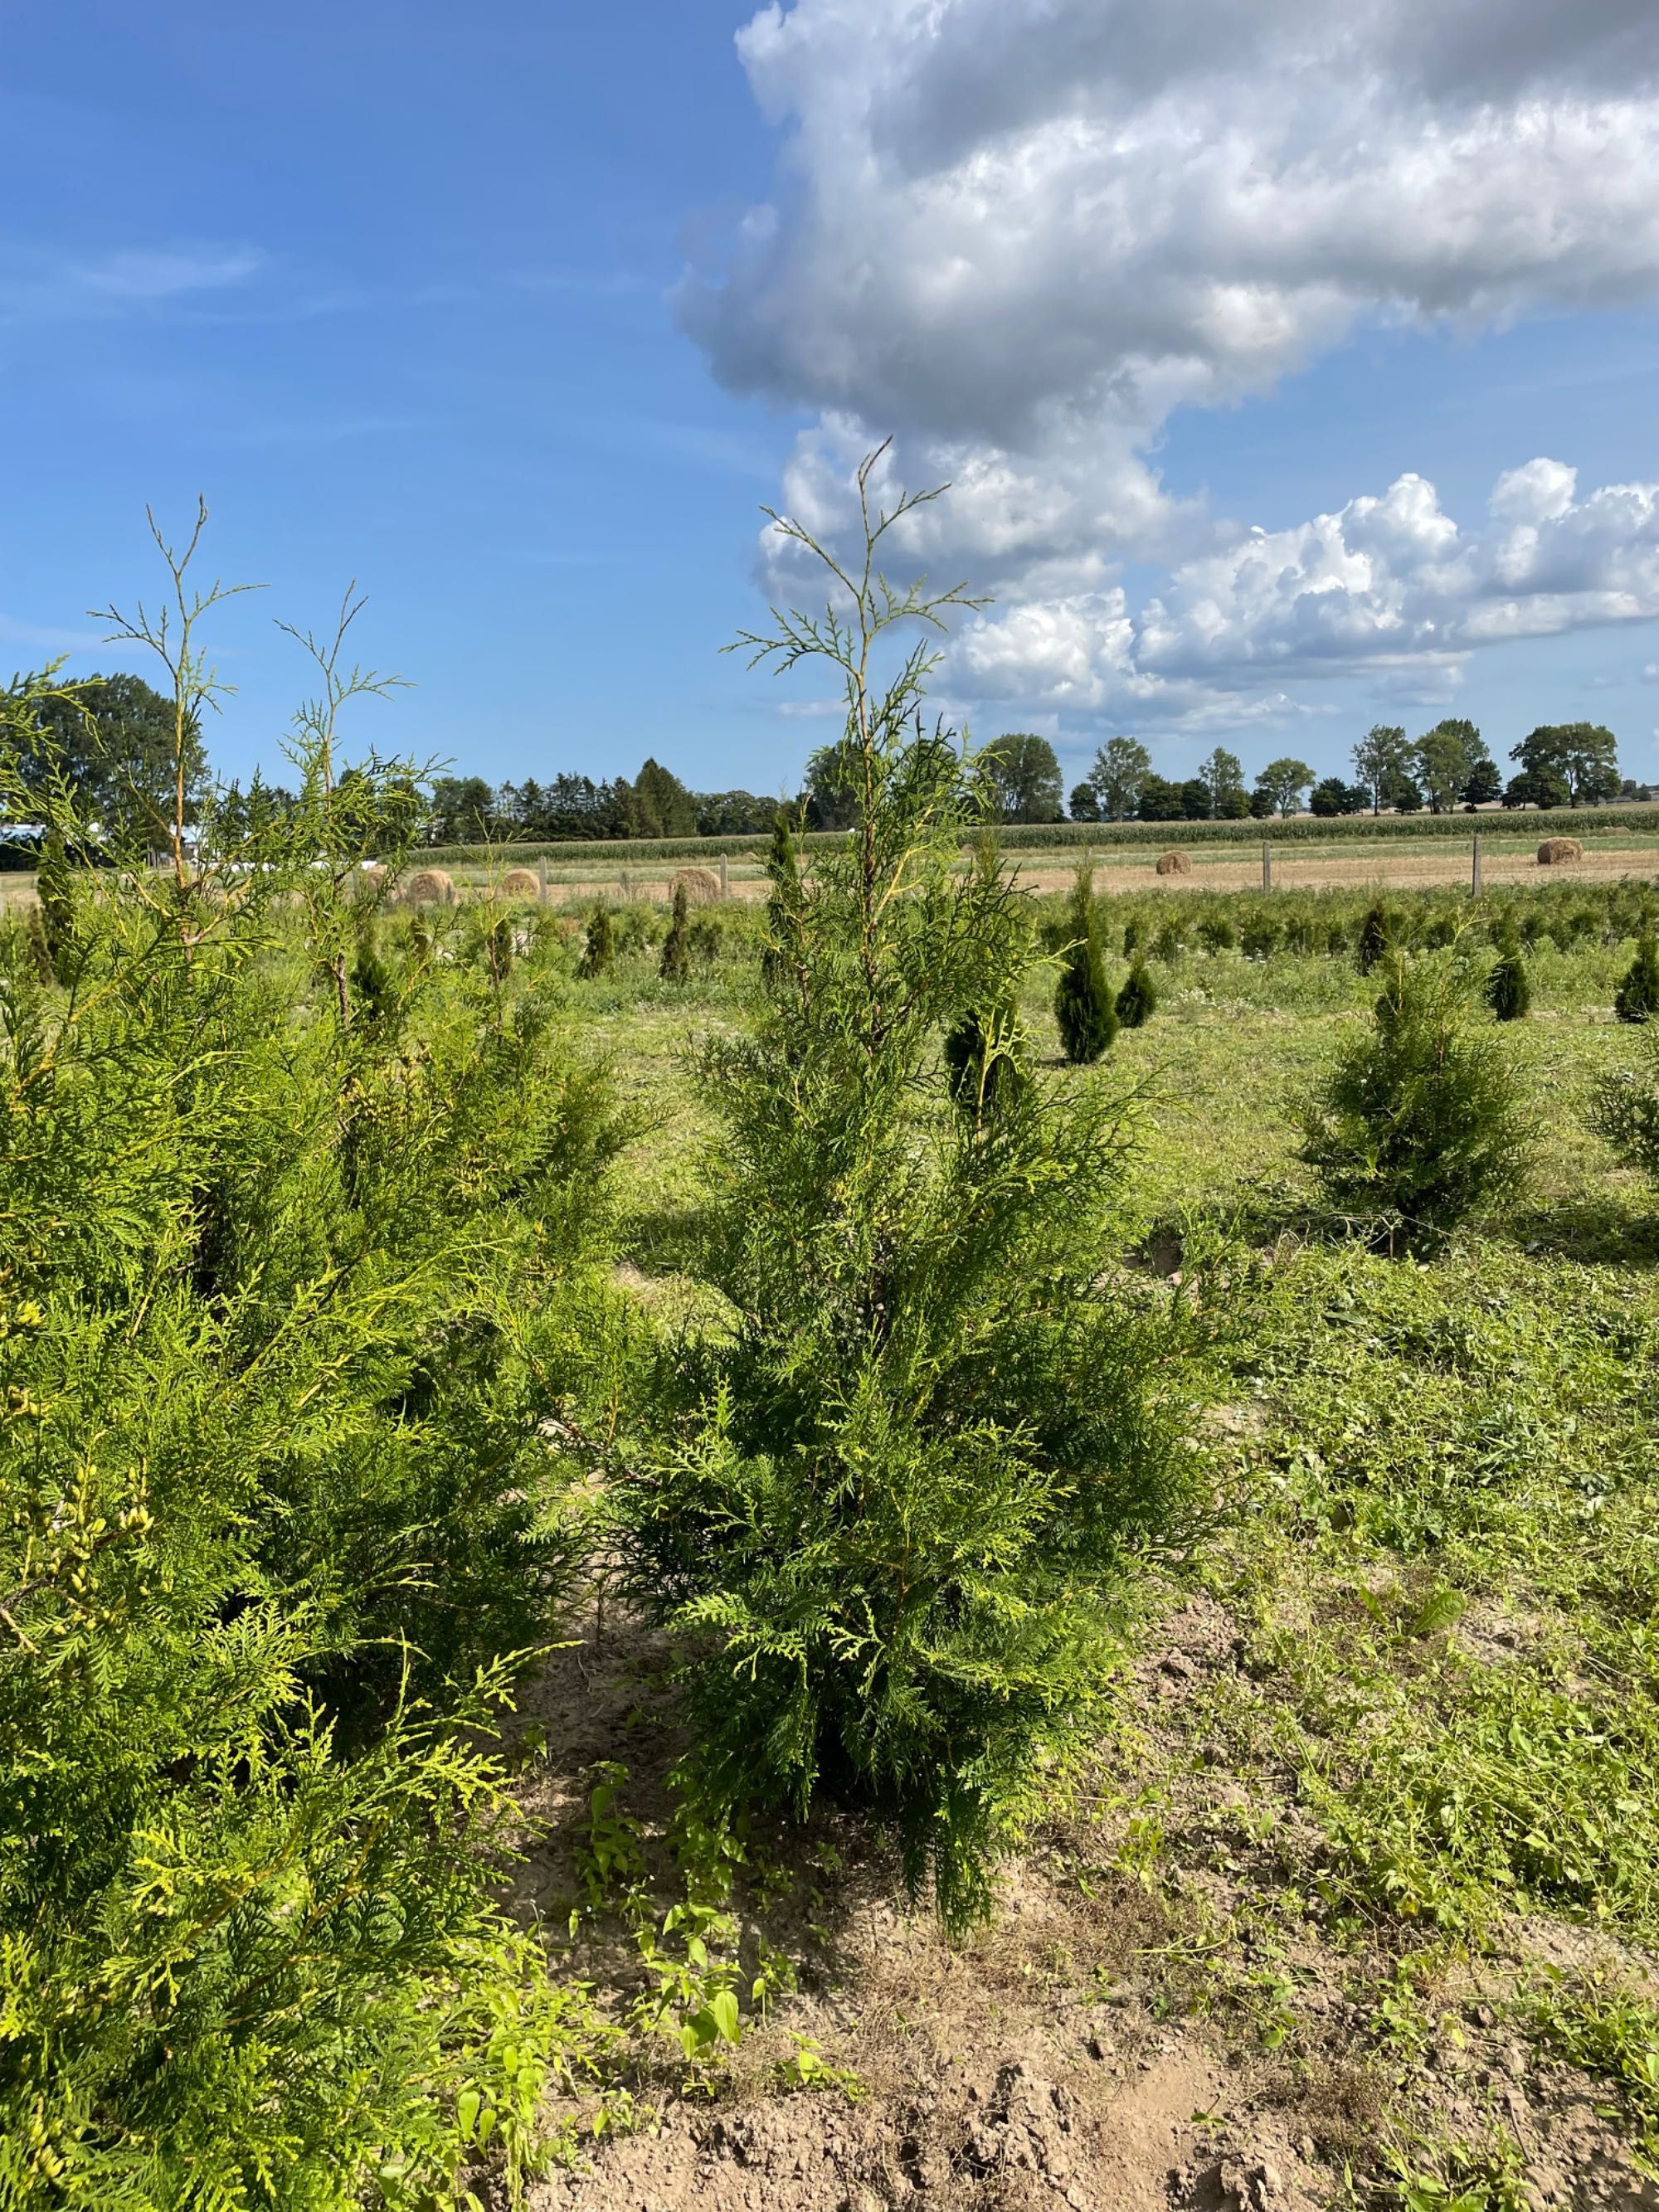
[198,412,439,450]
[0,612,106,657]
[70,247,264,302]
[1643,664,1659,683]
[776,698,844,718]
[0,242,265,325]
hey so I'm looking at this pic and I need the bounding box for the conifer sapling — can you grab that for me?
[1053,864,1118,1062]
[1116,955,1156,1029]
[1616,935,1659,1023]
[659,880,691,983]
[580,900,614,978]
[1486,928,1530,1022]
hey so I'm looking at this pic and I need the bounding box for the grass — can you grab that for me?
[542,915,1659,2203]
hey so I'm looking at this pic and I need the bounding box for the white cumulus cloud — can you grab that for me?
[683,0,1659,722]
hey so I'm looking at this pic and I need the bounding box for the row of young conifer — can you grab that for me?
[8,473,1659,2210]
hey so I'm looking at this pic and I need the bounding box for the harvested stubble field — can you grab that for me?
[4,826,1648,917]
[513,911,1659,2212]
[412,827,1659,907]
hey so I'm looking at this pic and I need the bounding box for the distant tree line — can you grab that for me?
[2,673,1641,853]
[1065,720,1634,826]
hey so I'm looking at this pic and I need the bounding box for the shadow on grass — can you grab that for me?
[1488,1194,1659,1270]
[620,1198,719,1280]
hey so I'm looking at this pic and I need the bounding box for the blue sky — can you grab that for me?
[4,0,1659,802]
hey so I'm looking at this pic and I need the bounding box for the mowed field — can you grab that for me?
[518,916,1659,2212]
[7,824,1653,916]
[489,828,1659,907]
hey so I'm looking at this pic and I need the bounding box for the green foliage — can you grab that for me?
[14,670,207,849]
[1511,722,1621,808]
[1087,736,1151,822]
[580,901,615,979]
[980,732,1063,824]
[943,997,1031,1121]
[1615,935,1659,1023]
[1196,746,1246,819]
[33,829,75,982]
[1413,718,1491,815]
[1253,757,1314,818]
[761,810,803,996]
[659,881,691,983]
[1588,1022,1659,1192]
[633,756,698,839]
[0,605,621,2203]
[1357,897,1392,975]
[616,455,1183,1929]
[1485,931,1530,1022]
[1053,867,1118,1062]
[1301,952,1530,1253]
[1353,724,1411,814]
[1115,956,1156,1029]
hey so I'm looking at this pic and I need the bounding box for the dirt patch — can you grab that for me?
[509,1586,1659,2212]
[532,2042,1342,2212]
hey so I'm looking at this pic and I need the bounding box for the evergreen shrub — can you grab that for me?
[1301,950,1530,1254]
[0,623,619,2205]
[617,461,1185,1928]
[1486,930,1531,1022]
[1053,864,1118,1062]
[579,900,614,978]
[1588,1025,1659,1190]
[1116,957,1156,1028]
[659,880,691,983]
[1616,936,1659,1023]
[1356,899,1391,975]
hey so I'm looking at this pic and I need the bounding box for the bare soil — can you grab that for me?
[510,1592,1659,2212]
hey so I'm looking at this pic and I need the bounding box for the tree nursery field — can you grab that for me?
[7,495,1659,2212]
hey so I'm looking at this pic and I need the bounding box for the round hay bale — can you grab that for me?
[1155,849,1192,877]
[1537,837,1584,866]
[351,862,386,902]
[669,866,721,906]
[403,867,455,907]
[499,867,542,900]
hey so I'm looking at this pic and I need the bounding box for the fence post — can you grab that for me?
[1471,832,1481,897]
[719,852,729,899]
[1262,839,1272,892]
[537,853,547,903]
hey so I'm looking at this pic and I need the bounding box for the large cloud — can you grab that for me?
[954,459,1659,716]
[681,0,1659,721]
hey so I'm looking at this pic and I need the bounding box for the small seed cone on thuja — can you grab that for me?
[1116,956,1156,1029]
[1616,936,1659,1023]
[1486,936,1530,1022]
[1053,867,1117,1062]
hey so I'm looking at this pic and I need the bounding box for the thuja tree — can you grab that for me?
[1486,927,1530,1022]
[1116,956,1156,1030]
[579,901,614,978]
[659,879,691,983]
[1588,1023,1659,1192]
[615,450,1185,1928]
[1053,864,1117,1062]
[1616,936,1659,1023]
[0,532,622,2205]
[1301,950,1530,1255]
